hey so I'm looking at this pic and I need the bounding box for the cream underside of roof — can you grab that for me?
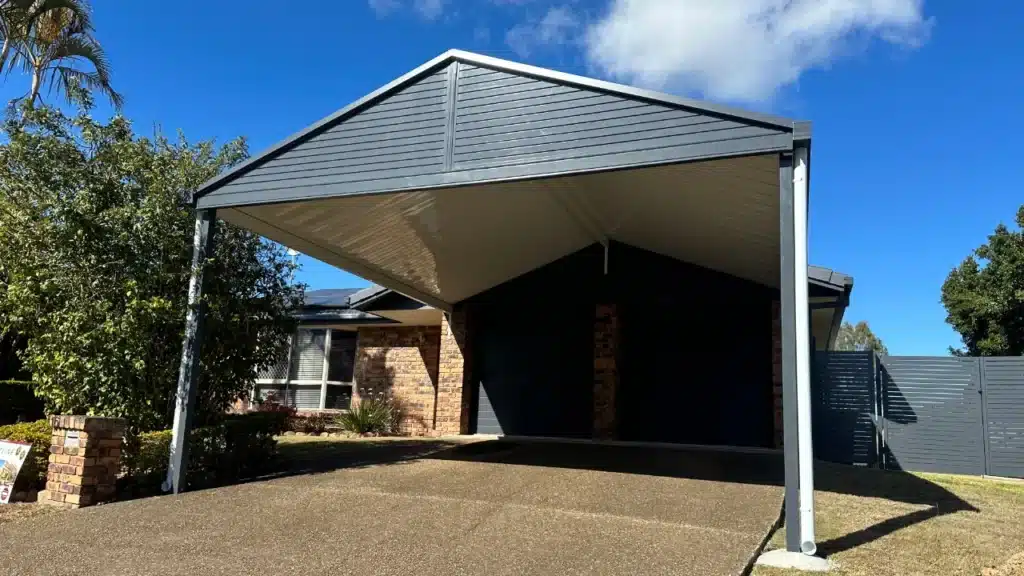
[222,154,781,307]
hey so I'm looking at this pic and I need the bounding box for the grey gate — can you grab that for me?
[980,357,1024,478]
[879,356,986,475]
[813,352,1024,478]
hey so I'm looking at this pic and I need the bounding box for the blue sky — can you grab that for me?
[2,1,1020,355]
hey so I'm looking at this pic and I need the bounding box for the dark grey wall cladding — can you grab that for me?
[452,64,788,171]
[475,381,502,435]
[207,68,449,200]
[981,357,1024,478]
[880,356,986,476]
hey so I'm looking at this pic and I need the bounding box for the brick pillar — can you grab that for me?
[772,300,784,448]
[436,307,469,435]
[593,304,619,440]
[41,415,125,509]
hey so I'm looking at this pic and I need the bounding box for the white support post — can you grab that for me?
[319,329,332,410]
[793,145,817,555]
[164,209,216,494]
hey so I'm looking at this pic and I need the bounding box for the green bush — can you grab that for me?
[121,411,289,492]
[292,412,332,435]
[0,381,45,425]
[0,419,51,491]
[120,430,172,491]
[335,398,400,435]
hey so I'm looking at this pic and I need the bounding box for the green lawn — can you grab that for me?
[753,467,1024,576]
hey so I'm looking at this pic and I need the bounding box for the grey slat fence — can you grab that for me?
[812,352,1024,478]
[811,351,879,467]
[980,357,1024,478]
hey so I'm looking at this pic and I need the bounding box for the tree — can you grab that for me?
[835,321,889,355]
[0,0,121,109]
[941,206,1024,356]
[0,104,303,433]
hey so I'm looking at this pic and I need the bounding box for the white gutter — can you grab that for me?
[793,146,817,555]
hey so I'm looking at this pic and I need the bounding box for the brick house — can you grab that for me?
[257,261,851,446]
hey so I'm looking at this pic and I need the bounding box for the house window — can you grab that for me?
[254,328,357,411]
[288,329,327,381]
[328,331,356,383]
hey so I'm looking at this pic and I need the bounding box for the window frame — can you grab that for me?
[255,326,357,411]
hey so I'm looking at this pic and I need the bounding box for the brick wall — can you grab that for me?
[437,308,470,436]
[772,300,783,448]
[354,325,440,436]
[593,304,619,439]
[41,415,125,509]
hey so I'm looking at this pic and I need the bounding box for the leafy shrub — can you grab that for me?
[120,430,173,491]
[0,381,45,425]
[335,397,400,435]
[0,419,51,491]
[253,393,297,417]
[296,412,332,435]
[121,411,289,492]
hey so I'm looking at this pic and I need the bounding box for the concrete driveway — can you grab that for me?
[0,440,784,576]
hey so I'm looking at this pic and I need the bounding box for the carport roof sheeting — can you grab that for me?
[194,49,811,310]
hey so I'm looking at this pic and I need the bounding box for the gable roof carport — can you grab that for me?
[167,49,821,560]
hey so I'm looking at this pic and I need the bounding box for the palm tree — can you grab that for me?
[0,0,121,109]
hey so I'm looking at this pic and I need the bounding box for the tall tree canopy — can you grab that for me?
[0,105,302,432]
[835,321,889,355]
[0,0,120,108]
[942,206,1024,356]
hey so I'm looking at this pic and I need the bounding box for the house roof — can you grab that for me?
[302,288,362,308]
[808,266,854,293]
[295,287,388,325]
[308,265,851,314]
[192,49,808,205]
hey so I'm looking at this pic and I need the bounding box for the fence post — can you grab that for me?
[870,352,879,468]
[978,358,991,476]
[877,353,888,470]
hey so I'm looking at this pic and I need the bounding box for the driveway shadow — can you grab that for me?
[429,440,978,558]
[117,438,460,500]
[266,438,458,477]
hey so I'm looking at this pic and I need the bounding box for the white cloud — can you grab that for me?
[414,0,445,20]
[368,0,400,16]
[506,6,580,58]
[367,0,446,20]
[584,0,930,102]
[474,25,492,43]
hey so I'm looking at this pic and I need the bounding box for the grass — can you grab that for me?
[0,502,57,526]
[752,466,1024,576]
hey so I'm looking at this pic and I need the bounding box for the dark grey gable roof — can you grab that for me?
[302,288,361,308]
[808,266,854,293]
[194,49,808,209]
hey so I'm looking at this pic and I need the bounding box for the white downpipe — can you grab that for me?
[793,146,816,555]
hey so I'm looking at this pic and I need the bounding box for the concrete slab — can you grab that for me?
[0,440,783,576]
[756,549,832,572]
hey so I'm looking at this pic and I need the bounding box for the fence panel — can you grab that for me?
[812,351,878,466]
[879,356,986,476]
[981,357,1024,478]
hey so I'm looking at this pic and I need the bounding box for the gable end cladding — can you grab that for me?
[194,50,807,210]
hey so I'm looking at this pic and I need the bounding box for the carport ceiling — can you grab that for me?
[222,154,780,306]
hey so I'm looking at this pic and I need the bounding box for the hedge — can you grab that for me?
[0,411,289,497]
[121,411,290,493]
[0,380,45,425]
[0,419,50,491]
